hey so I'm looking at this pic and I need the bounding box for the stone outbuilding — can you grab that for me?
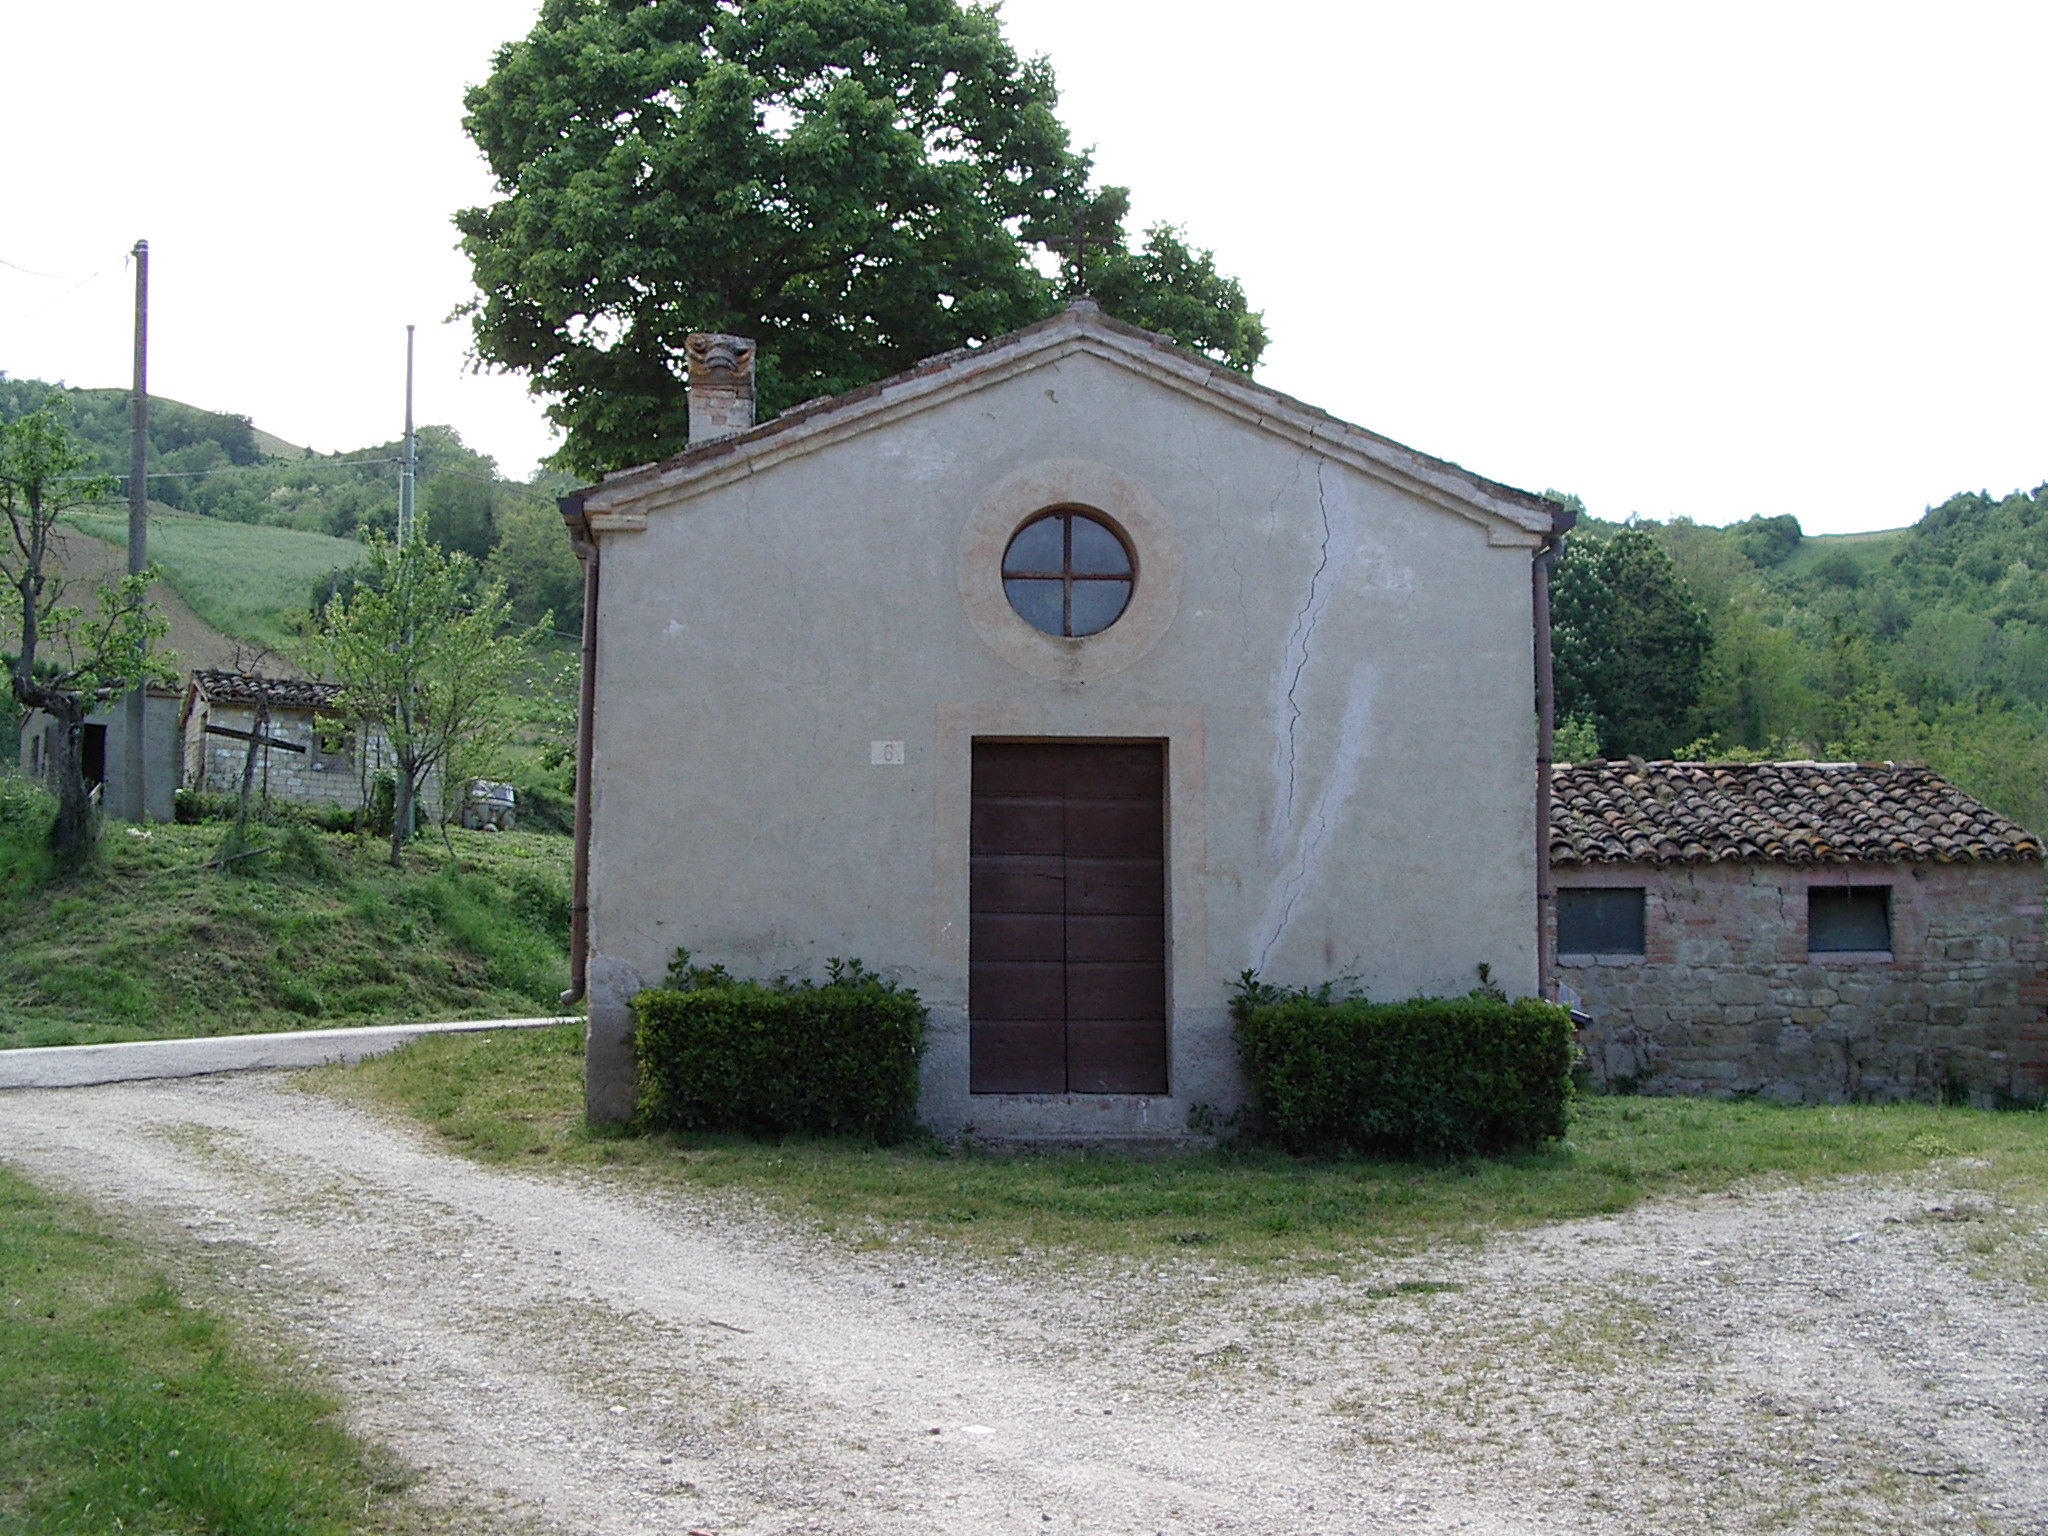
[560,301,1570,1136]
[181,669,430,816]
[1552,759,2048,1104]
[18,686,183,822]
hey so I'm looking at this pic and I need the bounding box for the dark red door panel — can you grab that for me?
[970,742,1167,1095]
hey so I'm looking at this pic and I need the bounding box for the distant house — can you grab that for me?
[181,669,432,816]
[17,686,183,821]
[1552,760,2047,1105]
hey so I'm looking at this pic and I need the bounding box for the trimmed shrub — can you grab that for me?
[633,956,926,1142]
[1232,978,1575,1158]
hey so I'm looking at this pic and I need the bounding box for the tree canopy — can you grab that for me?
[319,534,530,865]
[1551,523,1713,761]
[457,0,1266,476]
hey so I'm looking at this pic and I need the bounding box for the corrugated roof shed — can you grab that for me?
[1550,760,2042,866]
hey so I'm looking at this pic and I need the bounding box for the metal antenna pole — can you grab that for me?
[399,324,416,542]
[124,238,149,821]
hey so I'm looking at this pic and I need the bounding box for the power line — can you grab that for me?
[0,254,108,282]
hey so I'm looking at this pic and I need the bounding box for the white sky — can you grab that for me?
[3,1,2041,534]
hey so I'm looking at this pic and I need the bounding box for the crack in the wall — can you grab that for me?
[1269,456,1335,861]
[1254,666,1377,973]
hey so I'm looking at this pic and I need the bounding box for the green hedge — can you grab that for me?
[1232,982,1576,1158]
[632,958,926,1142]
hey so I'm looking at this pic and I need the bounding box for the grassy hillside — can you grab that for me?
[0,782,572,1049]
[64,509,365,653]
[0,507,247,677]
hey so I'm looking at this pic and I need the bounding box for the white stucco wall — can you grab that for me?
[583,343,1542,1135]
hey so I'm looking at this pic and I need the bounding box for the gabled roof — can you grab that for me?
[565,301,1563,547]
[1551,760,2042,866]
[186,669,346,713]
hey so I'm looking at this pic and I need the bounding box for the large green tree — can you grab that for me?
[1551,523,1713,760]
[458,0,1265,476]
[0,408,174,865]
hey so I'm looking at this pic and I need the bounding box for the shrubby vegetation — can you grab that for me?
[633,953,927,1143]
[1230,975,1577,1159]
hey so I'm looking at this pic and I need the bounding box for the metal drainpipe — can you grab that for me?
[1532,499,1576,1002]
[1534,539,1558,1001]
[560,497,599,1008]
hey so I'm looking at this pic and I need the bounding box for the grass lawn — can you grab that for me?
[63,510,366,653]
[0,1166,419,1535]
[0,804,572,1049]
[322,1023,2048,1274]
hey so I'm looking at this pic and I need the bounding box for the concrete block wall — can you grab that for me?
[187,704,439,818]
[1556,860,2048,1105]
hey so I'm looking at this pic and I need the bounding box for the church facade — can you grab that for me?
[562,302,1563,1138]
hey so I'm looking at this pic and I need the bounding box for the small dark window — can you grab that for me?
[313,728,354,772]
[1002,509,1134,637]
[1557,888,1646,955]
[1809,886,1890,953]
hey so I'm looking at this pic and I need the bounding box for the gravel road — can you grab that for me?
[2,1074,2044,1535]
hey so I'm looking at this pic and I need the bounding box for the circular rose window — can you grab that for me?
[1000,509,1134,637]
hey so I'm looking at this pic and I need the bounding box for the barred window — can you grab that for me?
[1557,888,1646,956]
[1809,887,1890,953]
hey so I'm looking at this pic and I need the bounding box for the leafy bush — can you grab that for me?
[365,773,398,838]
[502,766,572,834]
[1230,974,1576,1158]
[174,787,237,824]
[633,954,926,1142]
[0,776,56,907]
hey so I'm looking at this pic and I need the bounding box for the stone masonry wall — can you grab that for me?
[185,703,438,817]
[1555,860,2048,1105]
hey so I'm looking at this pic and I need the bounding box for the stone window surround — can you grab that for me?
[929,702,1208,1113]
[957,458,1184,681]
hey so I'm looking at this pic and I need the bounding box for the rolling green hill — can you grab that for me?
[1,375,584,636]
[1571,485,2048,832]
[63,510,366,654]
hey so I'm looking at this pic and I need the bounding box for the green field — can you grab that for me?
[1775,524,1910,582]
[63,510,366,652]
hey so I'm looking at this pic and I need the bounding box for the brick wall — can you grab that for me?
[1554,859,2048,1105]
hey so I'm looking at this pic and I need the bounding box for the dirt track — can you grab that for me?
[2,1075,2044,1534]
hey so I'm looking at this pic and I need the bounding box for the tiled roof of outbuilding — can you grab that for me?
[187,669,346,711]
[1550,760,2042,866]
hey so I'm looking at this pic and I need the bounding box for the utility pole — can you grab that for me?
[398,324,417,542]
[123,238,149,821]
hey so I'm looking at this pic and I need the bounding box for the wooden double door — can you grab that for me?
[969,742,1167,1094]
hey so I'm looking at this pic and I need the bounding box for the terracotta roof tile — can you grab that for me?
[1550,760,2042,866]
[188,669,347,712]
